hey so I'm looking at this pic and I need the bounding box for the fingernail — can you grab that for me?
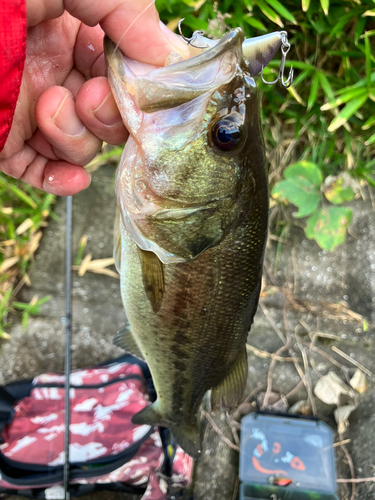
[92,92,122,126]
[52,93,85,136]
[159,21,190,61]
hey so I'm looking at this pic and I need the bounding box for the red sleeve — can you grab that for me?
[0,0,26,152]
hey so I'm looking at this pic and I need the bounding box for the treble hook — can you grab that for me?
[261,32,294,88]
[177,18,208,49]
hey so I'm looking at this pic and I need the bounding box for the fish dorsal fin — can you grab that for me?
[113,206,122,273]
[211,347,248,411]
[137,247,164,313]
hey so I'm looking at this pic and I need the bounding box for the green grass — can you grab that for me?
[0,174,55,338]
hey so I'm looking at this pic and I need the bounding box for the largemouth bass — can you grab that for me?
[105,28,271,458]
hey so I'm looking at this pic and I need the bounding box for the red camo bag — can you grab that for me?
[0,355,193,499]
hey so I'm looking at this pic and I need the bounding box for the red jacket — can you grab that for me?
[0,0,26,152]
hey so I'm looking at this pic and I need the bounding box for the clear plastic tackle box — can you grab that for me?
[239,413,339,500]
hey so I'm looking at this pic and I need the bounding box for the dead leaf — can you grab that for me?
[16,218,33,235]
[29,295,38,307]
[314,371,352,405]
[28,231,42,257]
[87,258,116,269]
[334,405,357,434]
[289,400,311,415]
[350,369,368,394]
[87,268,120,279]
[78,254,92,276]
[1,207,13,215]
[1,240,15,247]
[0,256,20,273]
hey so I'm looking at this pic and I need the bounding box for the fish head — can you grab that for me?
[105,28,266,263]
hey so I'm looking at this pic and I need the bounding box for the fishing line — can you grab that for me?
[63,195,73,500]
[114,0,156,55]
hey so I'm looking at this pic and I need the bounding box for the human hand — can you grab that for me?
[0,0,189,195]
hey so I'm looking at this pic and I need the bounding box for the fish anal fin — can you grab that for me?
[112,324,144,360]
[137,248,164,313]
[170,424,201,460]
[211,347,248,411]
[132,403,201,459]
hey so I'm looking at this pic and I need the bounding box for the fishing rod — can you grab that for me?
[64,196,73,500]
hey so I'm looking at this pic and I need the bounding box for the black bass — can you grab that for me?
[105,28,274,458]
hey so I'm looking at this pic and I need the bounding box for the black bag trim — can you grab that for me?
[0,481,147,498]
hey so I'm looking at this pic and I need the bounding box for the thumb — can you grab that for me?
[65,0,190,66]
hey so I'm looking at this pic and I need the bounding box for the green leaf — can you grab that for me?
[182,15,208,31]
[324,178,355,205]
[272,162,323,218]
[317,72,334,101]
[0,177,38,209]
[364,33,372,88]
[243,15,267,31]
[293,68,314,88]
[284,161,323,186]
[320,0,329,15]
[307,72,320,110]
[255,0,284,27]
[302,0,311,13]
[264,0,297,23]
[321,87,367,111]
[305,207,353,251]
[355,17,367,44]
[328,92,369,132]
[329,12,353,37]
[362,114,375,130]
[365,133,375,146]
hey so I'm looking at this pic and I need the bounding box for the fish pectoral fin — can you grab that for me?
[132,403,201,459]
[211,347,248,411]
[112,324,144,360]
[137,248,165,313]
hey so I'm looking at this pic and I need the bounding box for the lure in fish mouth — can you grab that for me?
[105,28,286,458]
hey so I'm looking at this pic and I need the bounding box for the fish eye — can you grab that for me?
[211,116,243,152]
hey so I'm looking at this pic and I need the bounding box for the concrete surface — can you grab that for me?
[0,166,374,500]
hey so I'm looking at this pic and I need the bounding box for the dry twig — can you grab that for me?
[201,410,239,453]
[246,344,296,362]
[259,301,286,342]
[331,346,373,378]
